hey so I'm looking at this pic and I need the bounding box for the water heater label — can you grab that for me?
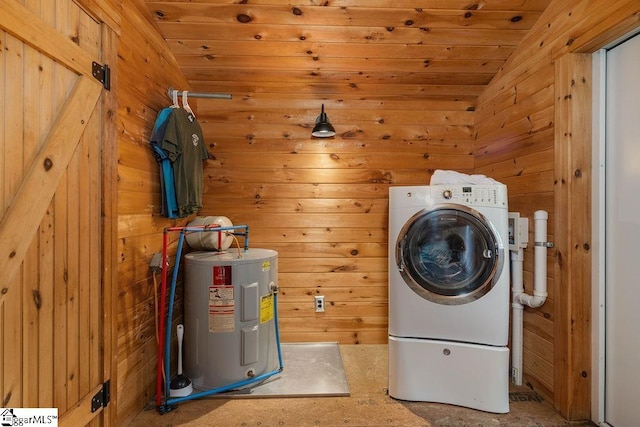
[209,265,235,332]
[213,265,232,285]
[260,294,274,323]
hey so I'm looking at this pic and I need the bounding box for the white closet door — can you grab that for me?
[605,32,640,427]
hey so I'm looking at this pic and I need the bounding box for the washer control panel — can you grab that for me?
[432,184,507,208]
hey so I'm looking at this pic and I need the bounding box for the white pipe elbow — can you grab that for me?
[515,292,547,308]
[512,293,532,308]
[529,296,547,308]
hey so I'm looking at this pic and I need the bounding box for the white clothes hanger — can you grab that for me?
[182,90,195,117]
[171,89,179,108]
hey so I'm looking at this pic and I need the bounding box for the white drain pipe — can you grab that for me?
[511,210,550,386]
[511,247,526,386]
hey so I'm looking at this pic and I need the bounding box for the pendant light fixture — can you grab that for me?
[311,104,336,138]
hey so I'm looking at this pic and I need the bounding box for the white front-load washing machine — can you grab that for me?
[388,184,510,413]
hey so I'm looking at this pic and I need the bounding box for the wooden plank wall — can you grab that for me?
[115,0,192,424]
[114,1,473,420]
[554,53,592,421]
[473,0,639,419]
[196,89,474,345]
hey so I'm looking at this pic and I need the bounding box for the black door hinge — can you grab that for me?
[91,380,111,412]
[92,62,111,91]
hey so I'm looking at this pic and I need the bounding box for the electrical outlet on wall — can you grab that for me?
[314,295,325,312]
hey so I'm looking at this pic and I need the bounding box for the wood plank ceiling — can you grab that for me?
[144,0,553,104]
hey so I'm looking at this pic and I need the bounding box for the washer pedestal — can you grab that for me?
[389,336,509,413]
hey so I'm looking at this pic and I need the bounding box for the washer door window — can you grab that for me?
[396,204,503,305]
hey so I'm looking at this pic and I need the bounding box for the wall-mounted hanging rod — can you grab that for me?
[167,86,232,100]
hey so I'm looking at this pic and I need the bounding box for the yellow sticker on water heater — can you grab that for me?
[262,261,271,272]
[260,293,274,323]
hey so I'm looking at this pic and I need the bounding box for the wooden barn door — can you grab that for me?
[0,0,114,425]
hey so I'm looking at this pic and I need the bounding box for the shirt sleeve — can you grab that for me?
[160,109,181,163]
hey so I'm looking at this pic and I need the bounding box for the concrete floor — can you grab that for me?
[129,344,595,426]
